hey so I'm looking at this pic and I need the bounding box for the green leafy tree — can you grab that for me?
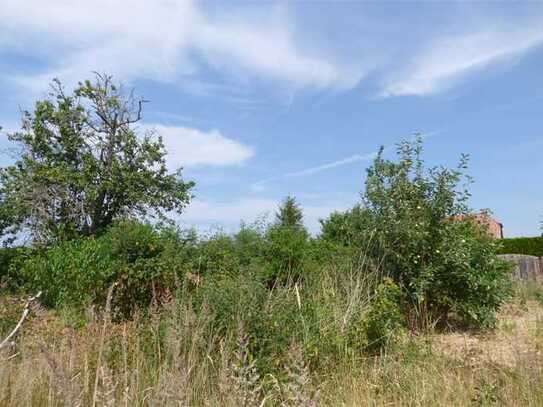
[0,74,194,244]
[275,196,304,230]
[319,204,372,247]
[263,196,310,284]
[363,137,511,329]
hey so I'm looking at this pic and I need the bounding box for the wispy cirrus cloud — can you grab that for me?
[381,23,543,97]
[251,131,440,191]
[250,151,378,192]
[2,2,543,102]
[0,0,360,98]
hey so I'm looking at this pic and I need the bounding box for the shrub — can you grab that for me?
[12,237,114,307]
[262,225,310,285]
[192,233,241,276]
[0,247,28,284]
[497,236,543,257]
[194,272,266,337]
[365,278,404,350]
[362,137,512,329]
[11,221,189,315]
[428,220,512,328]
[233,223,266,267]
[319,204,372,247]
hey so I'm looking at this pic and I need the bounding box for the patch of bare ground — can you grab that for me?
[432,300,543,369]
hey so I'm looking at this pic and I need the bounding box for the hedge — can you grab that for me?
[497,237,543,257]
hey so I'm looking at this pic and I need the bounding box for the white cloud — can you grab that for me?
[182,198,276,225]
[146,124,253,169]
[0,0,359,95]
[382,24,543,97]
[181,197,350,234]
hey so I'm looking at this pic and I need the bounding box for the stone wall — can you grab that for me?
[498,254,543,283]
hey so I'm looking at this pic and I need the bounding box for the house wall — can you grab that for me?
[452,214,503,239]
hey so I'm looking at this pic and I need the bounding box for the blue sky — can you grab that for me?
[1,1,542,236]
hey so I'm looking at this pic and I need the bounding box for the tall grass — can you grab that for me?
[1,265,542,406]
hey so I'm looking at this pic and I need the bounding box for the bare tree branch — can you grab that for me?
[0,291,42,350]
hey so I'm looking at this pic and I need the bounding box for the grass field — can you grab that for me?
[1,284,542,407]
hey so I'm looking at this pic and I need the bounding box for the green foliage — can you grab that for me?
[263,225,310,284]
[0,191,24,244]
[275,196,304,230]
[11,221,188,316]
[365,278,404,350]
[237,196,313,285]
[319,204,372,247]
[193,263,372,373]
[233,222,266,267]
[192,233,241,276]
[429,221,512,327]
[0,247,26,282]
[363,137,511,329]
[0,120,519,390]
[0,74,193,244]
[497,236,543,257]
[194,272,266,337]
[11,237,114,308]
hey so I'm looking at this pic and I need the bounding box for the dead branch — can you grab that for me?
[0,291,42,350]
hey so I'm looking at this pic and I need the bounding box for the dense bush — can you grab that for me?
[362,138,512,329]
[194,271,266,336]
[365,278,404,350]
[11,237,114,307]
[0,247,26,282]
[191,233,241,276]
[10,221,189,316]
[497,236,543,257]
[0,136,518,382]
[257,196,312,285]
[233,223,266,267]
[319,204,372,247]
[0,70,526,398]
[262,225,310,284]
[426,220,512,327]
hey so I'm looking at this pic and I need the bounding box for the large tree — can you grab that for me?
[0,74,194,244]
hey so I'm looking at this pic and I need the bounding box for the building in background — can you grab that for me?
[452,213,504,239]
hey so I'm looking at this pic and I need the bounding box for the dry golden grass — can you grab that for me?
[321,299,543,406]
[1,294,542,406]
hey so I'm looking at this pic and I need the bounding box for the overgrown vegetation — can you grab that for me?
[0,75,526,406]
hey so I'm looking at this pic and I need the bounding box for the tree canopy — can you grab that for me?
[0,74,194,244]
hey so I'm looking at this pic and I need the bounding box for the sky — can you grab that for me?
[0,0,542,236]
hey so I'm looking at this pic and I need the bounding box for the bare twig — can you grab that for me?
[0,291,42,350]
